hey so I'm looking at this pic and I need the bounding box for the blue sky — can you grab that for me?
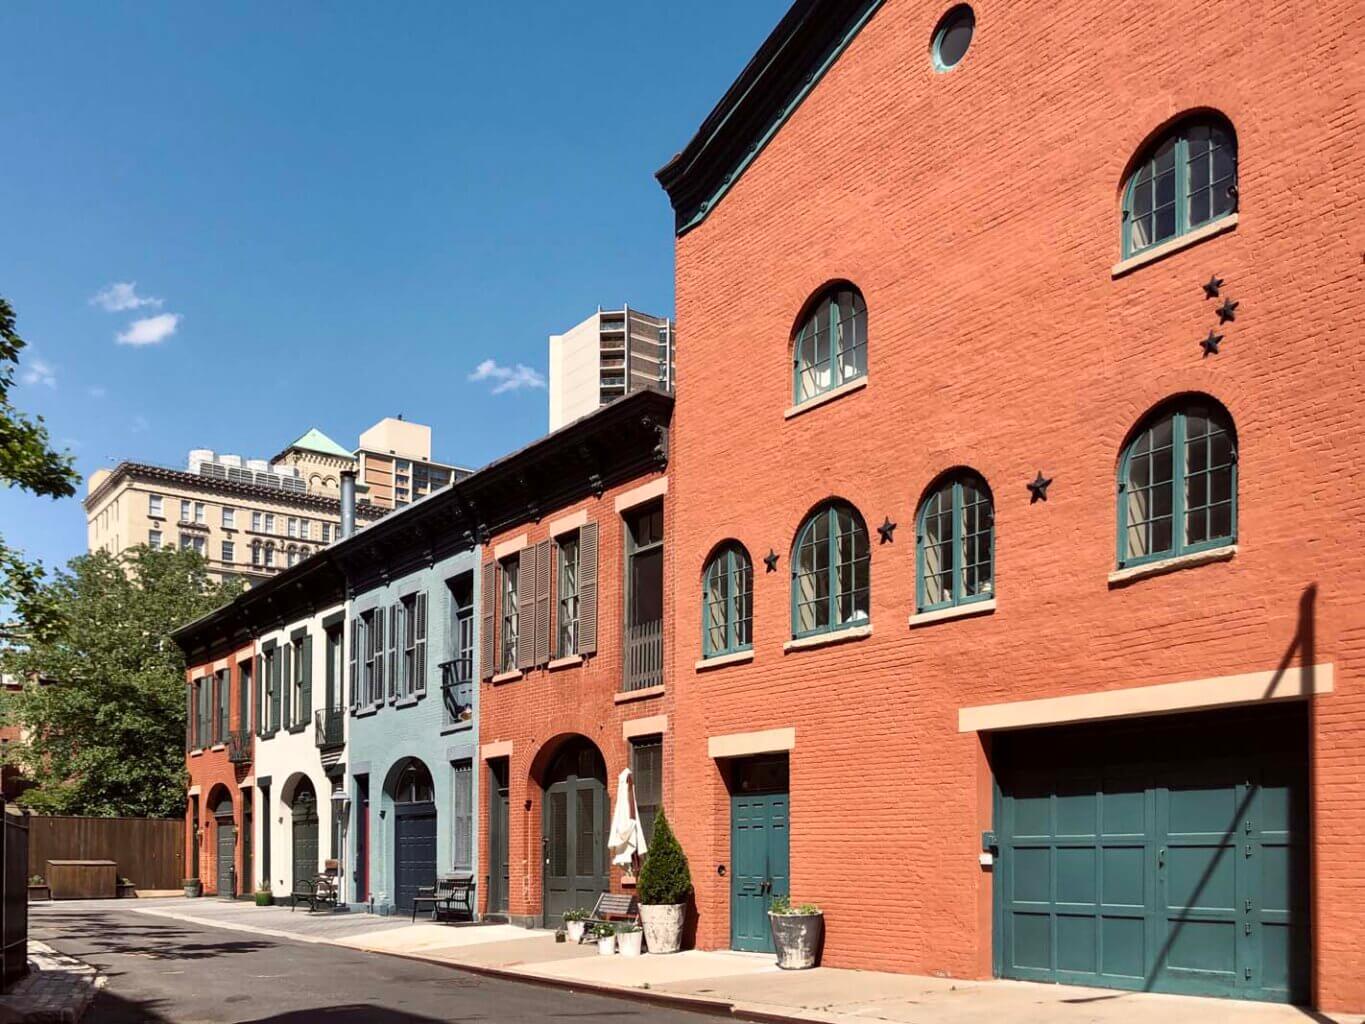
[0,1,788,575]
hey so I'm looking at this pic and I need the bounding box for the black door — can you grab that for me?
[216,822,236,897]
[394,806,438,912]
[542,739,608,926]
[291,782,319,890]
[488,759,509,916]
[241,791,253,896]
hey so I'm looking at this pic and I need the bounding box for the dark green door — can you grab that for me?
[542,740,608,926]
[291,783,319,890]
[215,822,236,897]
[730,757,789,953]
[997,706,1308,1003]
[488,760,509,916]
[394,806,438,913]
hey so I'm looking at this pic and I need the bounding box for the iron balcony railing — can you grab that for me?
[440,657,474,726]
[623,619,664,692]
[314,706,345,749]
[227,729,252,764]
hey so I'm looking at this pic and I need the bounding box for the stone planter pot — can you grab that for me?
[596,934,617,956]
[769,912,823,969]
[183,879,202,899]
[27,885,50,903]
[565,920,586,943]
[116,883,137,899]
[639,903,685,954]
[617,930,643,957]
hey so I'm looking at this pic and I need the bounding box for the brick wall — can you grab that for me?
[477,470,673,924]
[666,0,1365,1009]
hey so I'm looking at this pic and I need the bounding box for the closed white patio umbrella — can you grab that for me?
[608,767,648,868]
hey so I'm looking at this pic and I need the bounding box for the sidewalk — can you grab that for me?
[0,941,101,1024]
[126,899,1362,1024]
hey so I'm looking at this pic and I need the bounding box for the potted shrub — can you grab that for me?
[636,809,692,954]
[254,886,273,907]
[616,922,643,957]
[768,896,823,970]
[562,907,589,943]
[27,875,50,902]
[591,921,617,956]
[182,877,202,899]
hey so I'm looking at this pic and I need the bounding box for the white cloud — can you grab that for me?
[91,282,163,312]
[117,313,181,347]
[87,385,107,399]
[21,358,56,389]
[468,358,547,395]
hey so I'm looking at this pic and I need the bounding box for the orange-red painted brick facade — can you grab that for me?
[664,0,1364,1011]
[184,645,255,896]
[478,471,673,926]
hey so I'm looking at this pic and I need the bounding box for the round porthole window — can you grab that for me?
[932,4,975,71]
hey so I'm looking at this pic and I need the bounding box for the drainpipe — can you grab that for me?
[340,470,356,540]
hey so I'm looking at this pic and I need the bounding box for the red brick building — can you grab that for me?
[474,391,673,927]
[657,0,1363,1011]
[182,641,256,897]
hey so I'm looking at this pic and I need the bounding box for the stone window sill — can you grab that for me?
[783,624,872,652]
[1111,214,1238,278]
[394,694,420,709]
[614,685,665,704]
[1108,544,1236,586]
[287,723,307,735]
[440,720,474,736]
[909,598,996,628]
[189,749,203,758]
[210,743,226,752]
[547,655,583,671]
[695,649,754,672]
[350,705,380,719]
[784,376,867,420]
[491,670,522,685]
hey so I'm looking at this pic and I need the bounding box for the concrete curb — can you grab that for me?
[0,942,104,1024]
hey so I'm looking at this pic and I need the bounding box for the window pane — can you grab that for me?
[921,485,954,605]
[960,478,994,598]
[576,789,595,875]
[794,513,831,633]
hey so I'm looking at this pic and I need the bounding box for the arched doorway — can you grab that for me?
[541,737,608,926]
[209,788,236,898]
[289,777,319,890]
[390,759,437,913]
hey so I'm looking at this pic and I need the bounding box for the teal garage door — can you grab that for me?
[995,705,1308,1003]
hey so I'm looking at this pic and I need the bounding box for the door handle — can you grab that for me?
[1158,847,1166,870]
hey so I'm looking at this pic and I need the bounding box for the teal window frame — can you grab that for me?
[1117,401,1237,569]
[790,502,870,639]
[1122,117,1237,259]
[915,473,994,613]
[701,544,753,658]
[792,286,867,406]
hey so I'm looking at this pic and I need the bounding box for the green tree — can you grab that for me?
[0,296,80,643]
[636,808,693,906]
[3,546,242,817]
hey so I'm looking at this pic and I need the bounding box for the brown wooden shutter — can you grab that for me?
[534,540,551,666]
[185,683,194,751]
[578,522,598,655]
[414,591,428,695]
[480,561,495,680]
[516,547,536,671]
[255,655,265,735]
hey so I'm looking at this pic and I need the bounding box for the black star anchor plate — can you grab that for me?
[1027,472,1053,504]
[1216,298,1239,324]
[877,517,896,544]
[1200,329,1224,357]
[763,549,779,573]
[1202,274,1224,299]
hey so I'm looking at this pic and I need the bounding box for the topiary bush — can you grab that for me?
[636,809,693,906]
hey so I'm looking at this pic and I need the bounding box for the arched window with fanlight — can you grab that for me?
[702,543,753,658]
[791,502,870,638]
[792,285,867,406]
[1123,116,1237,258]
[1118,397,1237,568]
[916,471,994,612]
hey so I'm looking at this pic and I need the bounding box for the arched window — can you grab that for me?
[916,472,994,611]
[791,502,869,638]
[1119,398,1236,567]
[702,543,753,658]
[1123,116,1237,257]
[393,760,434,804]
[792,285,867,405]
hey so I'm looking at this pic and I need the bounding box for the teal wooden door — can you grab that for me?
[730,758,789,953]
[997,709,1308,1004]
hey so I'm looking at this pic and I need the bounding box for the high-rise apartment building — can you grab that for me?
[548,306,675,430]
[353,417,469,509]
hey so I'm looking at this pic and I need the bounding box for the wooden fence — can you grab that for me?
[28,816,183,891]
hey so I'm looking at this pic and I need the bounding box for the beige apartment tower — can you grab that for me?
[548,306,675,430]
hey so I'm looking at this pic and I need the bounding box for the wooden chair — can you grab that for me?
[578,892,639,942]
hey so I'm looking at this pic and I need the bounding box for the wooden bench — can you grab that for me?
[290,875,339,913]
[578,892,639,942]
[411,874,476,923]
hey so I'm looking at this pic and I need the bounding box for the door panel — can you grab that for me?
[729,757,790,954]
[542,775,606,925]
[216,824,236,897]
[996,708,1309,1004]
[394,806,438,912]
